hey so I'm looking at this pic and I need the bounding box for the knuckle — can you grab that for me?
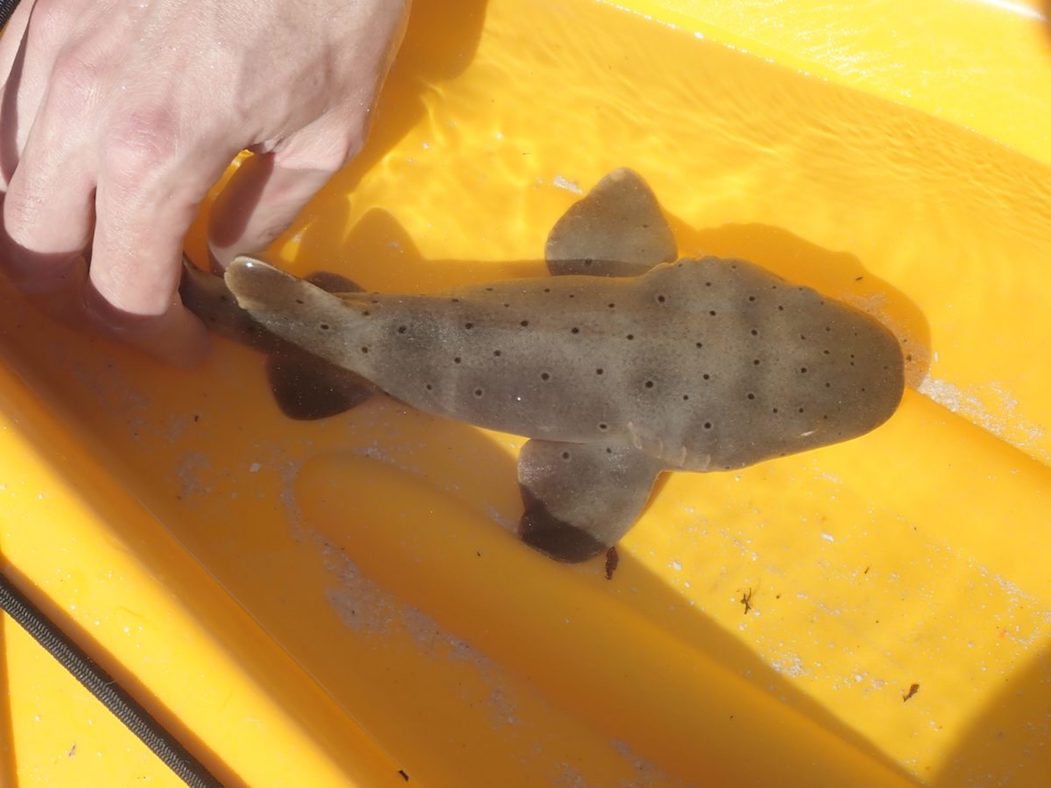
[48,49,105,116]
[276,116,367,174]
[101,107,181,185]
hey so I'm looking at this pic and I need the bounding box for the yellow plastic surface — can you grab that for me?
[2,0,1051,784]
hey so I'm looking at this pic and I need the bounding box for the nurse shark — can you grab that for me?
[182,169,904,562]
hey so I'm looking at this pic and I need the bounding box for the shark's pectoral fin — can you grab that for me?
[266,351,375,420]
[545,168,677,277]
[517,439,662,562]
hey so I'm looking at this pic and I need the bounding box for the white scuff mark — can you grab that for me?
[920,376,1048,461]
[969,0,1045,22]
[552,175,583,194]
[820,532,836,543]
[669,559,683,571]
[174,452,212,499]
[248,462,262,473]
[769,654,807,678]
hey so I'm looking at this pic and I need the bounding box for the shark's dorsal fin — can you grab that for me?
[517,439,662,562]
[545,168,677,277]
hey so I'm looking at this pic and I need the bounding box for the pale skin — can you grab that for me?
[0,0,410,363]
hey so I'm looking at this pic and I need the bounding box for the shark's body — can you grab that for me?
[183,169,904,562]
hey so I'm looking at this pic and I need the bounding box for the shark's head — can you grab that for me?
[691,264,905,469]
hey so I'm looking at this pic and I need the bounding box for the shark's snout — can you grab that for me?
[850,321,905,432]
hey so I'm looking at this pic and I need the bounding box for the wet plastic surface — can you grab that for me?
[2,0,1050,784]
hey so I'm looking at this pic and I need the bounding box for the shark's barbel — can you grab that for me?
[182,169,905,562]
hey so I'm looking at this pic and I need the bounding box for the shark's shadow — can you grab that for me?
[278,206,931,781]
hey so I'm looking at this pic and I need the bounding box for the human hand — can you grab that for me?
[0,0,409,363]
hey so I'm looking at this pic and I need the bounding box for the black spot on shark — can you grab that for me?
[183,169,905,562]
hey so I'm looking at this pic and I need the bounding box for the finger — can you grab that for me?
[83,109,240,366]
[0,0,83,186]
[89,105,243,317]
[208,115,363,267]
[1,49,101,290]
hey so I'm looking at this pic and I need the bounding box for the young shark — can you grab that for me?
[181,169,905,562]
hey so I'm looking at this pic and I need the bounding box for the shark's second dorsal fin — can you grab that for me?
[517,439,662,562]
[545,168,677,277]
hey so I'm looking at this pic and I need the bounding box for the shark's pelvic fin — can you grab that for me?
[517,438,662,561]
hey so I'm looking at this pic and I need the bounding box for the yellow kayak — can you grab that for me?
[2,0,1049,784]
